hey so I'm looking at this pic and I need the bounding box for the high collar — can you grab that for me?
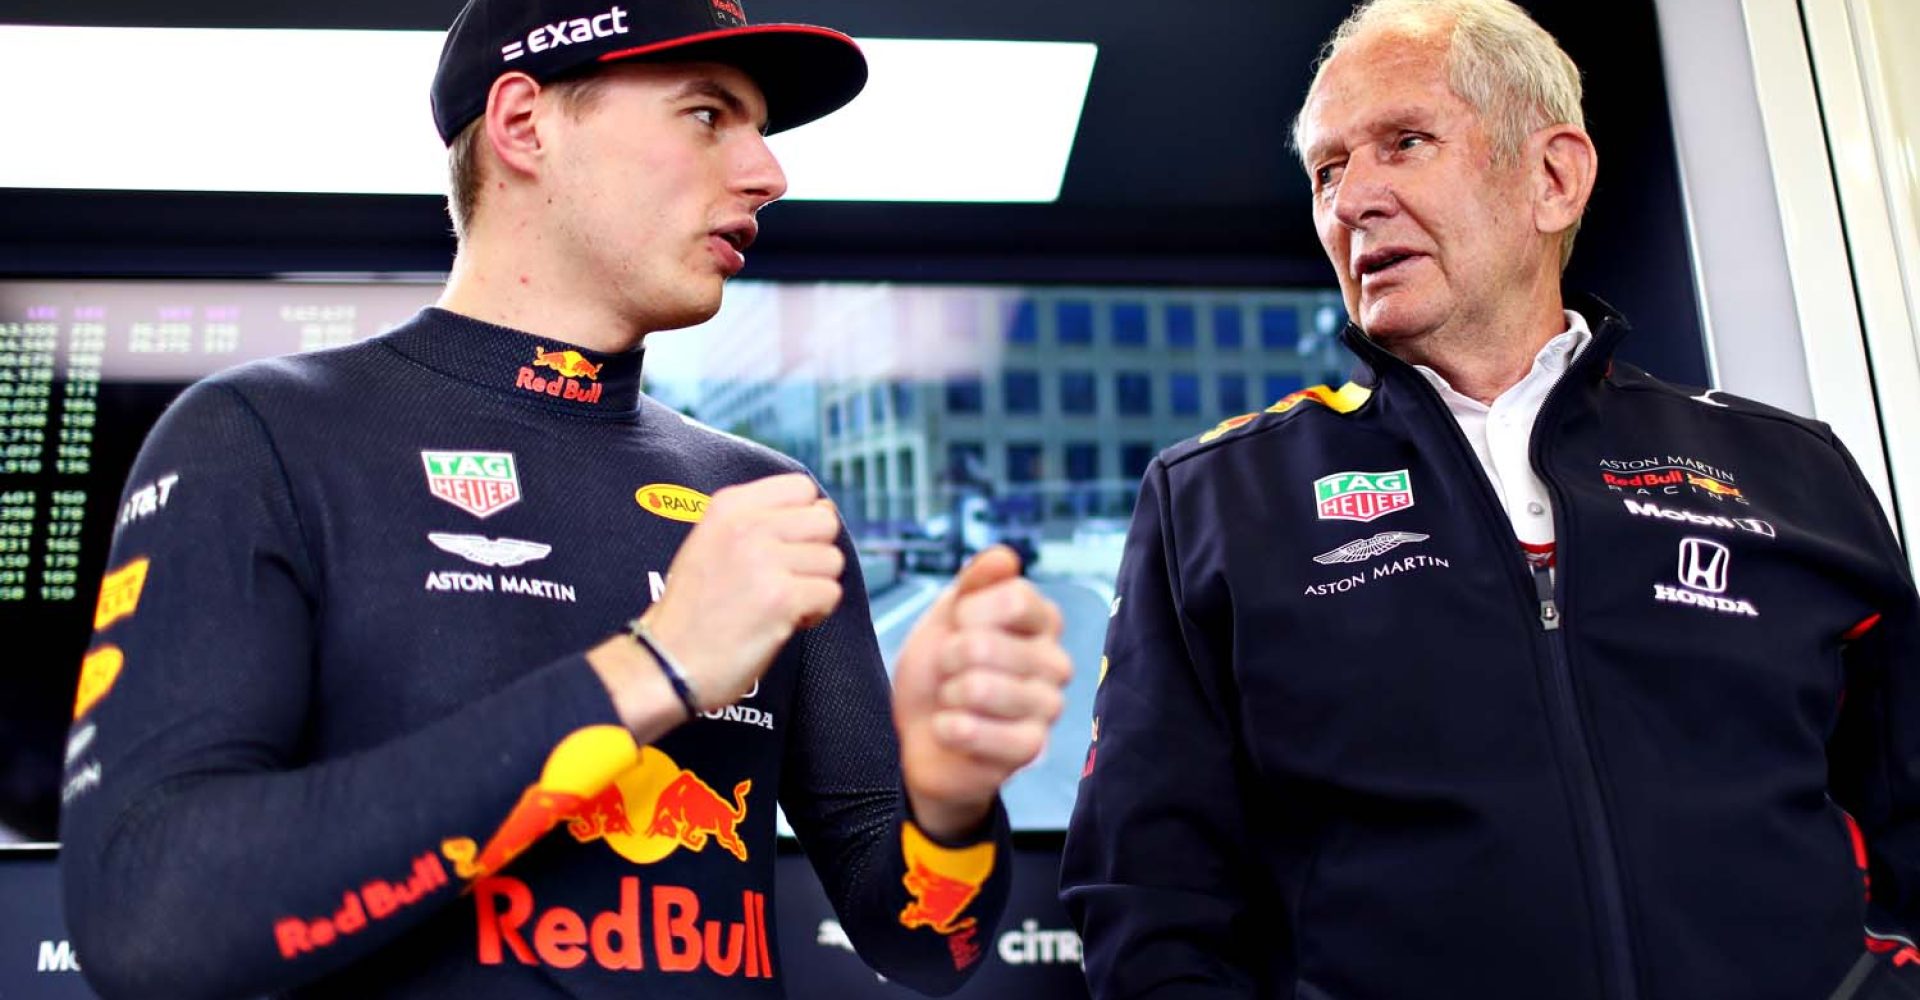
[384,308,647,416]
[1339,292,1630,394]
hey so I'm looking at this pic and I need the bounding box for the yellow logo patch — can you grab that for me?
[74,645,124,719]
[94,558,150,631]
[634,484,710,523]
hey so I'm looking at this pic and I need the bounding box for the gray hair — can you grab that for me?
[1294,0,1585,160]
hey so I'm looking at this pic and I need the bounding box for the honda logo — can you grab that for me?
[1676,537,1730,594]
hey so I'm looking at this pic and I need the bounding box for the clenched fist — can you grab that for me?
[637,472,844,710]
[893,545,1072,840]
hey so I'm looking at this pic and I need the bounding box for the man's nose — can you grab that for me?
[738,133,789,210]
[1330,152,1394,231]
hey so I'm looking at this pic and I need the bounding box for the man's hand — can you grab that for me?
[642,473,844,709]
[893,545,1071,840]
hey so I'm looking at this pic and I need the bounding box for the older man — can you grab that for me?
[1062,1,1920,997]
[58,1,1072,998]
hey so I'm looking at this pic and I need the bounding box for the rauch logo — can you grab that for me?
[636,484,710,524]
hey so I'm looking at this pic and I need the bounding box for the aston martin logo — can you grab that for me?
[1312,531,1430,565]
[428,533,554,568]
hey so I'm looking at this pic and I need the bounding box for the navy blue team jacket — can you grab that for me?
[1062,297,1920,999]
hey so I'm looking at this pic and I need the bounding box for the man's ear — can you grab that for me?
[484,72,548,181]
[1531,124,1597,239]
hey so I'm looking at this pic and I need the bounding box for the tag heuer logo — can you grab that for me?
[422,451,522,519]
[1314,469,1414,522]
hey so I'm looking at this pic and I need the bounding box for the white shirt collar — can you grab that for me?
[1412,310,1593,414]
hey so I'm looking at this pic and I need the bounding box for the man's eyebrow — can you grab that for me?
[1303,106,1442,165]
[669,77,766,131]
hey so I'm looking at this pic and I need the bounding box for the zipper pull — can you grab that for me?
[1533,566,1561,632]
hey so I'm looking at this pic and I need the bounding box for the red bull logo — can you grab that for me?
[1600,457,1750,504]
[517,347,604,404]
[901,865,980,935]
[567,748,750,865]
[533,347,603,381]
[474,878,774,977]
[1686,474,1743,498]
[443,730,750,883]
[897,823,995,970]
[648,773,750,862]
[275,851,449,960]
[1603,470,1685,489]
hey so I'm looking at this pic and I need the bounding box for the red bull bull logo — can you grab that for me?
[648,773,750,862]
[897,823,995,970]
[443,730,751,882]
[533,347,603,381]
[517,347,604,404]
[1686,474,1743,498]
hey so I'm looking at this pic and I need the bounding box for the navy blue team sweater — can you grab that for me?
[58,307,1010,999]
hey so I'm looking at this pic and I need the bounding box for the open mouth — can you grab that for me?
[1355,250,1420,280]
[713,222,757,254]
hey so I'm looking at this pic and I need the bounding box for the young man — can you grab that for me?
[59,2,1071,997]
[1063,1,1920,997]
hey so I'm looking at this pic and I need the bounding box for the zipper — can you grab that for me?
[1384,333,1640,1000]
[1532,565,1638,1000]
[1526,330,1641,1000]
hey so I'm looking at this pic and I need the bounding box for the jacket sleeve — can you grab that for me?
[58,380,634,1000]
[1061,456,1270,997]
[777,531,1012,996]
[1825,432,1920,944]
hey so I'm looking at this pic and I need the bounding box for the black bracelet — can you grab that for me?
[626,616,701,720]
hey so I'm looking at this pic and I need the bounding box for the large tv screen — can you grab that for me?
[0,276,1351,842]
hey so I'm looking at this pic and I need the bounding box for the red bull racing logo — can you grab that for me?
[517,347,605,404]
[439,727,769,978]
[898,823,995,970]
[1600,456,1749,505]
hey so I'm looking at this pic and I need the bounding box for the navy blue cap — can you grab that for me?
[430,0,868,143]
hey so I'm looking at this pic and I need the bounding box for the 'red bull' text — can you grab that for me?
[275,852,449,960]
[474,877,773,977]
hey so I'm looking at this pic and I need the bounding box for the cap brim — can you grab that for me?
[596,25,868,135]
